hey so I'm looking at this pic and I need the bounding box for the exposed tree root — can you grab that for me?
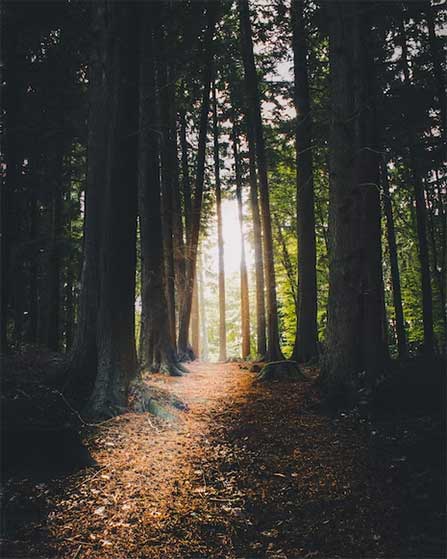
[129,380,189,420]
[257,360,309,382]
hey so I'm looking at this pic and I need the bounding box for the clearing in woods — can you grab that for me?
[3,362,444,558]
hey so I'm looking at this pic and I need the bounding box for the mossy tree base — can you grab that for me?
[257,360,308,382]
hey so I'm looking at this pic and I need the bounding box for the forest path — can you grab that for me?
[4,362,433,558]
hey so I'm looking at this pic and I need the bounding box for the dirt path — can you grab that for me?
[2,362,444,558]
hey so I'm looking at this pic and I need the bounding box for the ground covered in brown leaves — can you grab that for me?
[2,362,445,558]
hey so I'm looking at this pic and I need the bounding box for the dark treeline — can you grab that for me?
[1,0,446,417]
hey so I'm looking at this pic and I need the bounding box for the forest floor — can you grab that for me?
[1,361,445,559]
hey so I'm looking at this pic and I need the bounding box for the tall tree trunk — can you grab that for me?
[157,27,177,349]
[381,160,407,359]
[239,0,282,361]
[137,3,186,378]
[87,3,139,418]
[177,7,217,360]
[64,2,108,401]
[212,81,227,362]
[191,272,200,358]
[321,1,385,405]
[291,0,318,363]
[400,14,435,355]
[245,114,266,358]
[198,250,209,361]
[232,123,251,359]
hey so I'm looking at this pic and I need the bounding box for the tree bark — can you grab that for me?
[198,250,209,361]
[291,0,318,363]
[64,2,108,401]
[239,0,282,362]
[245,114,266,358]
[232,122,251,359]
[177,6,217,360]
[87,2,139,417]
[399,14,435,355]
[381,160,407,359]
[137,2,186,378]
[157,26,177,349]
[191,272,200,358]
[321,1,385,405]
[212,81,227,362]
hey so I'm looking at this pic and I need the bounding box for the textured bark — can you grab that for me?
[157,28,177,349]
[65,2,108,400]
[232,123,251,359]
[246,114,266,358]
[381,160,407,359]
[321,1,385,405]
[212,81,227,362]
[239,0,282,362]
[191,273,200,358]
[291,0,318,363]
[399,15,435,355]
[198,251,209,361]
[177,7,217,360]
[87,3,139,417]
[138,3,185,378]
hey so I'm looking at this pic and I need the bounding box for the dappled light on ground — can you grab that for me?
[2,362,444,559]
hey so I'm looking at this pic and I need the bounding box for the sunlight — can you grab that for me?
[206,198,253,275]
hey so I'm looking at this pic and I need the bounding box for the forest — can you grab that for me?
[1,0,446,558]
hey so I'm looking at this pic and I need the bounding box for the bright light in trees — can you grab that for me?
[206,198,253,275]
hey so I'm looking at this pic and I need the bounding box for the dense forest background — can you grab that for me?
[1,0,446,417]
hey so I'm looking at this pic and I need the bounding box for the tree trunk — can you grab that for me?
[212,81,227,362]
[245,113,266,358]
[321,1,385,405]
[177,7,217,360]
[239,0,282,362]
[399,14,435,355]
[232,122,251,359]
[381,160,407,359]
[87,3,139,418]
[64,2,108,401]
[157,28,177,349]
[191,272,200,358]
[137,2,185,378]
[198,250,209,361]
[291,0,318,363]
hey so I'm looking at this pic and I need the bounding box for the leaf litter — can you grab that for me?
[1,362,444,558]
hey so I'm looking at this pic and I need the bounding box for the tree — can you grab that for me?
[87,2,139,417]
[212,80,227,362]
[65,2,108,401]
[232,122,251,359]
[321,1,385,405]
[138,2,186,378]
[177,6,218,360]
[239,0,282,361]
[290,0,318,363]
